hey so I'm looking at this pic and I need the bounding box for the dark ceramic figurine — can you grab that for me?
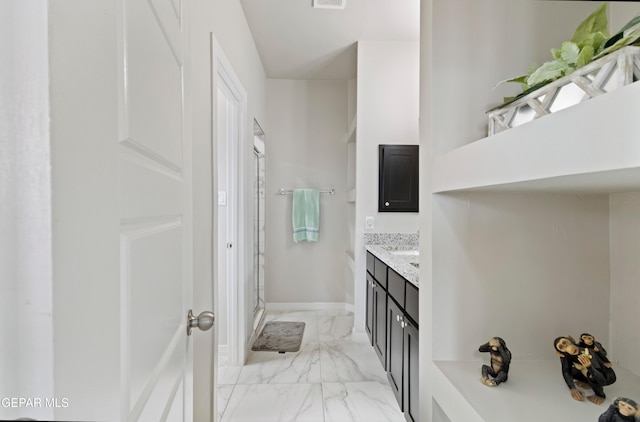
[599,397,640,422]
[553,336,617,405]
[479,337,511,387]
[577,333,613,368]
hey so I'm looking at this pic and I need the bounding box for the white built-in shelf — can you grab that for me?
[347,188,356,203]
[346,117,356,144]
[432,360,640,422]
[433,82,640,194]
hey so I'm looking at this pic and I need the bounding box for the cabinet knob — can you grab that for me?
[385,202,390,207]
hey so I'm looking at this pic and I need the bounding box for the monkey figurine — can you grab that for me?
[554,336,617,405]
[479,337,511,387]
[599,397,640,422]
[577,333,613,368]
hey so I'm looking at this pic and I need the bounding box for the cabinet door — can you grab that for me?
[386,299,404,409]
[403,319,419,422]
[365,273,375,345]
[405,281,419,324]
[373,280,387,369]
[378,144,419,212]
[374,257,388,288]
[366,251,375,275]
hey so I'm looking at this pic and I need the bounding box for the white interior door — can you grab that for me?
[118,0,196,420]
[46,0,210,420]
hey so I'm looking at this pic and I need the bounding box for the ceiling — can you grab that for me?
[238,0,420,80]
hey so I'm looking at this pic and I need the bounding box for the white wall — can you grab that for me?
[49,0,121,418]
[0,1,53,419]
[355,41,420,232]
[265,79,348,304]
[353,41,420,332]
[610,192,640,376]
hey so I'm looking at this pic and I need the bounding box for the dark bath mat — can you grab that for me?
[251,321,305,353]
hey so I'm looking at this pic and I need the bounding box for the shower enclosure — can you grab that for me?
[252,121,265,331]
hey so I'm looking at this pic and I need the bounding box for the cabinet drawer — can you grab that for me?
[387,268,405,307]
[374,257,388,289]
[405,282,419,325]
[366,251,375,275]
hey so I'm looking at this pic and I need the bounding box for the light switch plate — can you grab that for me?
[218,191,227,206]
[365,216,374,230]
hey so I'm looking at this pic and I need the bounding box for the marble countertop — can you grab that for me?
[365,244,419,288]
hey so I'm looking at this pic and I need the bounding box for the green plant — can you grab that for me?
[495,3,640,107]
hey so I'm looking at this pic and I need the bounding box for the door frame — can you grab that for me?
[214,40,249,367]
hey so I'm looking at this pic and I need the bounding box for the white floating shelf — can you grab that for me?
[433,360,640,422]
[433,82,640,194]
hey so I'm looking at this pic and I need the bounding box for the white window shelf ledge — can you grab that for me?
[433,360,640,422]
[433,82,640,194]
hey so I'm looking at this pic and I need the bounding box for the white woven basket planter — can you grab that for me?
[487,45,640,136]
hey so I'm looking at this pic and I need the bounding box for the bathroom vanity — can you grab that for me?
[365,244,419,422]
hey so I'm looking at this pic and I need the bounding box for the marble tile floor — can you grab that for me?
[217,310,406,422]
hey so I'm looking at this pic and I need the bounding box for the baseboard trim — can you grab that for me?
[350,332,369,343]
[265,302,355,313]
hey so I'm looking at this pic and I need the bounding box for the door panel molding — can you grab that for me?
[121,138,183,177]
[121,0,183,169]
[127,325,183,420]
[145,0,182,66]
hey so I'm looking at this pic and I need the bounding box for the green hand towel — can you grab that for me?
[292,189,320,243]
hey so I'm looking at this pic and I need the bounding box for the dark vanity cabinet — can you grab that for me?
[365,273,375,342]
[366,251,388,368]
[400,279,420,422]
[387,298,404,405]
[378,145,419,213]
[366,251,419,422]
[403,315,419,422]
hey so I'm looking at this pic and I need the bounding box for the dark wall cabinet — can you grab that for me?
[378,145,419,213]
[366,251,419,422]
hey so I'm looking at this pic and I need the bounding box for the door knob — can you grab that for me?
[187,309,215,336]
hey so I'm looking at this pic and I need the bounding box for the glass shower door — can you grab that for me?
[252,122,265,331]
